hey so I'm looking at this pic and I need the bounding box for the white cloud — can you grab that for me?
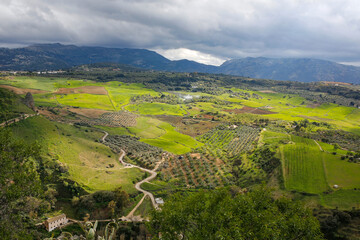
[1,0,360,63]
[154,48,227,66]
[338,61,360,67]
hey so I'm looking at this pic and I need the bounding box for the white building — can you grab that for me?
[155,198,164,205]
[44,214,68,232]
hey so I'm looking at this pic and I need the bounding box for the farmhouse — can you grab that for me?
[155,197,164,205]
[44,214,68,232]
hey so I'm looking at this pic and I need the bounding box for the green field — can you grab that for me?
[127,117,202,154]
[280,135,329,194]
[215,90,360,133]
[324,154,360,189]
[106,82,160,110]
[260,130,290,146]
[9,116,143,194]
[320,189,360,210]
[0,76,68,91]
[126,102,187,116]
[1,77,161,112]
[57,93,115,110]
[276,134,360,208]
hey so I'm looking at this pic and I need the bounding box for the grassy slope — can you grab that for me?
[0,76,68,91]
[9,116,142,194]
[0,88,35,121]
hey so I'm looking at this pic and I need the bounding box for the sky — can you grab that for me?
[1,0,360,66]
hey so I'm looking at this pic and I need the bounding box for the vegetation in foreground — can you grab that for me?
[149,187,324,240]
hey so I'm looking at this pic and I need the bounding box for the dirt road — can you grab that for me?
[101,131,163,220]
[0,113,38,127]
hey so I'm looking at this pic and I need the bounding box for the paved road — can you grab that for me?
[101,131,163,220]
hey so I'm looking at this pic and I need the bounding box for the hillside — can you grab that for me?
[217,57,360,84]
[2,44,360,84]
[0,43,215,73]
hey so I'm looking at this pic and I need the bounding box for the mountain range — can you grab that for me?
[1,43,360,84]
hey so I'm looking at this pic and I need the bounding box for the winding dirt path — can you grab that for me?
[0,113,38,127]
[101,131,163,220]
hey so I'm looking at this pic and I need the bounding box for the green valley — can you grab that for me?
[1,66,360,239]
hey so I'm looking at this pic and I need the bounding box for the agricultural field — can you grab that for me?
[155,115,219,137]
[219,90,360,133]
[276,134,360,208]
[127,117,203,154]
[105,82,159,110]
[198,124,261,156]
[104,135,163,169]
[57,93,115,110]
[125,102,187,116]
[259,130,290,147]
[4,67,360,240]
[323,153,360,189]
[2,73,360,212]
[158,152,232,188]
[0,76,69,91]
[81,111,138,127]
[320,189,360,210]
[280,135,329,194]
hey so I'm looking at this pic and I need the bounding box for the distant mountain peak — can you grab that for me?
[0,43,359,84]
[217,57,360,84]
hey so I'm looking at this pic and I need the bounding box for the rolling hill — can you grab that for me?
[217,57,360,84]
[1,43,360,84]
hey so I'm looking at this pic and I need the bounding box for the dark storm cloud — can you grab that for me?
[1,0,360,64]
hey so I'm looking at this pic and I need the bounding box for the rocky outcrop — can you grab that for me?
[23,92,35,111]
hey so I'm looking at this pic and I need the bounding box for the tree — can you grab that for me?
[149,187,323,240]
[113,187,129,215]
[0,129,44,239]
[333,143,340,150]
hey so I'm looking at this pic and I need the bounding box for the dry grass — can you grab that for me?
[155,115,219,137]
[68,107,110,118]
[259,90,277,93]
